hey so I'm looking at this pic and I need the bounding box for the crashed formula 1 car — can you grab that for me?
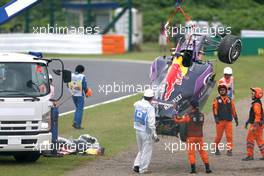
[150,33,242,141]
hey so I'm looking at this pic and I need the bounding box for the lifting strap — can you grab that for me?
[164,0,191,49]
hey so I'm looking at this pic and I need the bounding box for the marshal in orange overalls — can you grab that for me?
[212,84,238,156]
[243,87,264,161]
[174,102,212,174]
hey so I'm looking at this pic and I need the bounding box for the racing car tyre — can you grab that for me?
[179,123,187,142]
[218,35,242,64]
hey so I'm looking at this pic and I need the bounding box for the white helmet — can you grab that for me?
[224,67,232,75]
[49,74,53,80]
[144,89,154,98]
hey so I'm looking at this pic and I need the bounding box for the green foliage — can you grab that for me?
[140,0,264,41]
[0,0,10,7]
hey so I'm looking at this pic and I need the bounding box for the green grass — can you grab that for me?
[0,45,263,176]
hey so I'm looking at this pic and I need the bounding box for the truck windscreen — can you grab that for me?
[0,62,50,97]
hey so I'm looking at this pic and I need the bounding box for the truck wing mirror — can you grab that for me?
[63,70,71,83]
[49,58,71,101]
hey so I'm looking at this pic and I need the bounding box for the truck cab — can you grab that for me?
[0,53,55,162]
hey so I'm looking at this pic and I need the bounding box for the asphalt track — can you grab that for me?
[49,59,151,114]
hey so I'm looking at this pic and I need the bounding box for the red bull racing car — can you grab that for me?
[150,33,241,140]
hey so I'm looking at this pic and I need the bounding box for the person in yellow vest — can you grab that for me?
[68,65,88,129]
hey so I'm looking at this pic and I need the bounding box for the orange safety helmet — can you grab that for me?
[218,83,228,95]
[85,88,93,97]
[218,83,227,90]
[250,87,263,99]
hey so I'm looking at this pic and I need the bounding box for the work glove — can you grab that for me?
[173,114,181,123]
[153,134,159,143]
[214,116,219,124]
[234,117,239,127]
[152,131,159,143]
[245,122,249,130]
[250,123,258,132]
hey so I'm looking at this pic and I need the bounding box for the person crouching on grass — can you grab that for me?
[173,101,212,174]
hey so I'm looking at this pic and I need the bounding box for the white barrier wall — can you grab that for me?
[241,30,264,37]
[0,33,103,54]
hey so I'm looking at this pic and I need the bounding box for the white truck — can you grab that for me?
[0,52,71,162]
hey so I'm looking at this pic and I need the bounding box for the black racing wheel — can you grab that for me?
[218,35,242,64]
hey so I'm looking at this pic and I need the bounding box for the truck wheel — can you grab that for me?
[218,35,242,64]
[13,152,40,163]
[179,123,187,142]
